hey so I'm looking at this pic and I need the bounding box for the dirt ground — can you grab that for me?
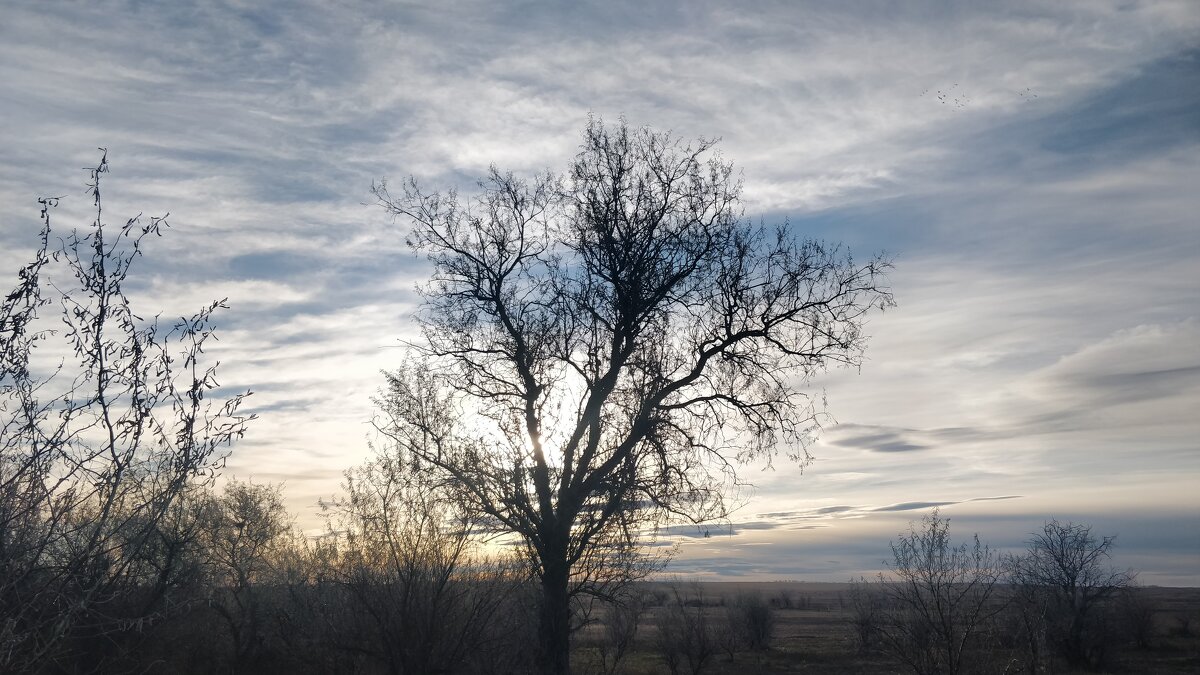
[571,582,1200,674]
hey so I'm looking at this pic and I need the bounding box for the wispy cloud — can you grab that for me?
[1,0,1197,582]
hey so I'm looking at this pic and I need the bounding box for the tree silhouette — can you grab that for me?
[1008,520,1134,670]
[0,151,253,671]
[875,510,1004,675]
[373,119,893,674]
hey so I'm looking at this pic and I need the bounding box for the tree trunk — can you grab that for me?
[538,553,571,675]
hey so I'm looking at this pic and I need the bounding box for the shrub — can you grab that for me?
[848,578,883,654]
[874,510,1004,675]
[597,593,643,675]
[656,583,718,675]
[1006,520,1133,671]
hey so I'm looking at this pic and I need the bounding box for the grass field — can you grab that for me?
[570,582,1200,674]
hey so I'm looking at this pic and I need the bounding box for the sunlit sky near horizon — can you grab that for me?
[2,1,1197,584]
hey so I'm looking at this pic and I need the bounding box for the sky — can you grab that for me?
[1,0,1197,584]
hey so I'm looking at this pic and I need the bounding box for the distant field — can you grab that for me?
[571,581,1200,674]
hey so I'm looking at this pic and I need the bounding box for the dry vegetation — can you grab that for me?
[570,582,1200,675]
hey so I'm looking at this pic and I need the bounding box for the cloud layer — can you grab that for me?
[1,0,1197,582]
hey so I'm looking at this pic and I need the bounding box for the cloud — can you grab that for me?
[752,496,1024,523]
[759,505,860,519]
[826,425,934,453]
[872,501,959,512]
[1,0,1197,584]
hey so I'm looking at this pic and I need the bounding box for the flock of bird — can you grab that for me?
[918,83,1040,109]
[920,82,971,108]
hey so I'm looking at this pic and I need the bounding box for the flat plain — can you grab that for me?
[571,582,1200,674]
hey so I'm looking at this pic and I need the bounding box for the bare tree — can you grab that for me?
[848,577,883,654]
[317,451,528,674]
[720,592,774,659]
[595,591,643,675]
[372,119,892,674]
[0,151,253,672]
[1007,520,1134,670]
[1118,584,1157,651]
[655,583,718,675]
[203,480,292,671]
[875,510,1004,675]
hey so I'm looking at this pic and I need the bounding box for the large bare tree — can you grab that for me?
[373,119,893,674]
